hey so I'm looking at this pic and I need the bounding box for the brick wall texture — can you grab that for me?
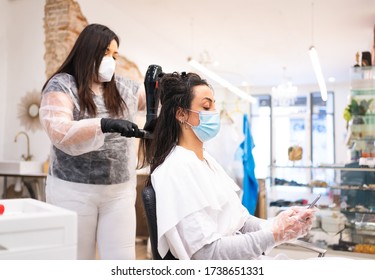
[44,0,143,82]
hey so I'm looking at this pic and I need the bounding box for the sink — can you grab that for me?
[0,160,43,174]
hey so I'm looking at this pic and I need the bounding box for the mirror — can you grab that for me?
[28,103,39,118]
[17,90,42,132]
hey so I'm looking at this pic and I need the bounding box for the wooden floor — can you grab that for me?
[136,237,150,260]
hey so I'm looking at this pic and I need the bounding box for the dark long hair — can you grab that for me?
[42,23,126,117]
[137,72,210,184]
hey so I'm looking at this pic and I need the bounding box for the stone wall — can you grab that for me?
[43,0,143,81]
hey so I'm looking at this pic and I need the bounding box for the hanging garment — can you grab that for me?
[240,114,259,215]
[204,113,244,183]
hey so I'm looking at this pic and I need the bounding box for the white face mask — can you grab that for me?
[98,56,116,82]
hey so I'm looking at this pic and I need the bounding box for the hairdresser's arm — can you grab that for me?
[39,91,104,156]
[137,84,146,111]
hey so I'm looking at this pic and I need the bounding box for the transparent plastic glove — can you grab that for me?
[291,206,317,235]
[101,118,139,137]
[291,206,317,231]
[262,207,316,245]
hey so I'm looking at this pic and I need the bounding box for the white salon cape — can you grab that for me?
[151,145,251,259]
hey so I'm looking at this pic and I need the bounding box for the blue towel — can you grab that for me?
[240,114,259,215]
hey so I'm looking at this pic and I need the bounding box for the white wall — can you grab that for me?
[0,0,8,159]
[3,0,48,162]
[1,0,351,165]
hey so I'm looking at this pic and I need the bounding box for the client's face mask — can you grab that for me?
[187,110,221,142]
[98,56,116,82]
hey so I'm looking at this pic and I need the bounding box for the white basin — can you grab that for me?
[0,160,43,174]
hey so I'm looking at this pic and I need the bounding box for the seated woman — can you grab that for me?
[138,71,316,260]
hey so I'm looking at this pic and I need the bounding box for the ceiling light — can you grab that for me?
[187,58,256,103]
[309,2,327,102]
[272,67,298,106]
[328,77,336,83]
[309,46,328,101]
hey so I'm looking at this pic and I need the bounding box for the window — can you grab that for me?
[311,92,335,184]
[311,92,335,165]
[250,92,335,185]
[250,95,271,179]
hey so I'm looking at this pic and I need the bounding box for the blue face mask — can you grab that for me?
[187,110,221,142]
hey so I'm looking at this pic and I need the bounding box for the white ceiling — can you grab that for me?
[105,0,375,89]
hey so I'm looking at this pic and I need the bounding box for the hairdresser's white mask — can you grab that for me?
[98,56,116,82]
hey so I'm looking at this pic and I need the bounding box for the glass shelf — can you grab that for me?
[350,66,375,91]
[351,89,375,96]
[272,183,375,192]
[270,164,375,172]
[341,210,375,216]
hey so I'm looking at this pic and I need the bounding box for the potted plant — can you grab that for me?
[343,98,373,129]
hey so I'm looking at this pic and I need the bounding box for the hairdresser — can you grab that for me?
[40,23,145,260]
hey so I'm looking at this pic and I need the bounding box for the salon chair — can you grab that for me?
[141,184,177,260]
[141,184,326,260]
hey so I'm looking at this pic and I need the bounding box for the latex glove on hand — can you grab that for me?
[101,118,140,138]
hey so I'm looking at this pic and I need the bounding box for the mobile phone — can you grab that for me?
[307,194,321,209]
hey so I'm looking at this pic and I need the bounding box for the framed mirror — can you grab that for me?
[28,103,39,118]
[17,90,41,132]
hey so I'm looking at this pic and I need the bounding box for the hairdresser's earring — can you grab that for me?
[179,119,183,124]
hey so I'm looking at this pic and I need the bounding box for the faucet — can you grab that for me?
[14,131,33,161]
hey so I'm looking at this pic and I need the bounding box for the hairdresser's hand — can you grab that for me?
[101,118,140,137]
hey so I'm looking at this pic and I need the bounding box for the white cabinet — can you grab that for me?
[0,198,77,259]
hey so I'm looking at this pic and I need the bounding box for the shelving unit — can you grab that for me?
[346,66,375,163]
[266,67,375,255]
[268,163,375,254]
[342,67,375,241]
